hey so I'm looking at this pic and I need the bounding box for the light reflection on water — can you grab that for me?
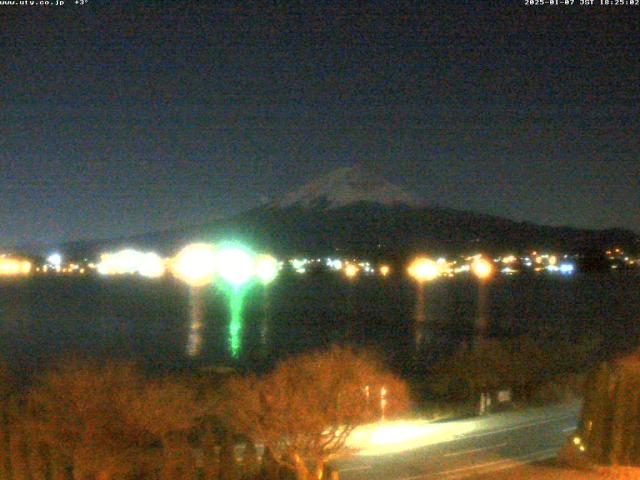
[0,272,638,373]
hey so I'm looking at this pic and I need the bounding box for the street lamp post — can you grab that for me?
[407,257,440,353]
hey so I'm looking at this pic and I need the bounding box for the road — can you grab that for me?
[334,402,581,480]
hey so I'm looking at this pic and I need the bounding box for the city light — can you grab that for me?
[255,254,279,285]
[291,258,308,274]
[471,257,494,280]
[357,261,374,274]
[215,246,255,287]
[47,253,63,271]
[326,258,343,271]
[345,263,359,279]
[170,243,217,287]
[0,257,32,276]
[137,252,166,278]
[407,257,440,283]
[559,263,575,275]
[97,249,138,275]
[96,249,164,278]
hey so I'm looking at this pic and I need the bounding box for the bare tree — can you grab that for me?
[22,360,203,480]
[0,364,14,480]
[125,377,203,480]
[218,345,410,480]
[23,361,153,480]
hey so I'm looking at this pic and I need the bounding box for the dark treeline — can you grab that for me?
[426,334,603,405]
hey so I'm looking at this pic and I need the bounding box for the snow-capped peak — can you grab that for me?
[272,166,424,209]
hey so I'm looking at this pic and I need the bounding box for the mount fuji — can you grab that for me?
[271,166,424,210]
[195,167,638,259]
[49,166,639,261]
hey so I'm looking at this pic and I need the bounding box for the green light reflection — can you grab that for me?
[228,286,247,358]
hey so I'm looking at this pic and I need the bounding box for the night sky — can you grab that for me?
[1,2,639,247]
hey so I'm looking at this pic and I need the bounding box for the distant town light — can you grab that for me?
[291,258,308,273]
[0,257,32,276]
[559,263,575,275]
[408,257,440,283]
[47,253,63,270]
[138,252,166,278]
[345,263,359,279]
[98,249,166,278]
[255,254,279,285]
[170,243,217,287]
[216,246,255,287]
[471,257,493,280]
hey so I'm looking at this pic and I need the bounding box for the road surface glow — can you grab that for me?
[347,419,477,456]
[443,442,507,458]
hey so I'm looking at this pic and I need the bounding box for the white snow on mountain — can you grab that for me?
[272,166,424,209]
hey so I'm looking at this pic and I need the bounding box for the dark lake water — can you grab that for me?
[1,272,638,376]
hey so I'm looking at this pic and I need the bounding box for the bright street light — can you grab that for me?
[408,257,440,283]
[255,254,279,285]
[138,252,166,278]
[216,246,255,287]
[170,243,217,287]
[344,263,359,279]
[47,253,62,271]
[471,257,494,281]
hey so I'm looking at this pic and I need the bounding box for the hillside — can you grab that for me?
[42,167,639,260]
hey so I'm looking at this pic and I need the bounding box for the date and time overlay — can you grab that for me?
[525,0,639,6]
[1,0,640,7]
